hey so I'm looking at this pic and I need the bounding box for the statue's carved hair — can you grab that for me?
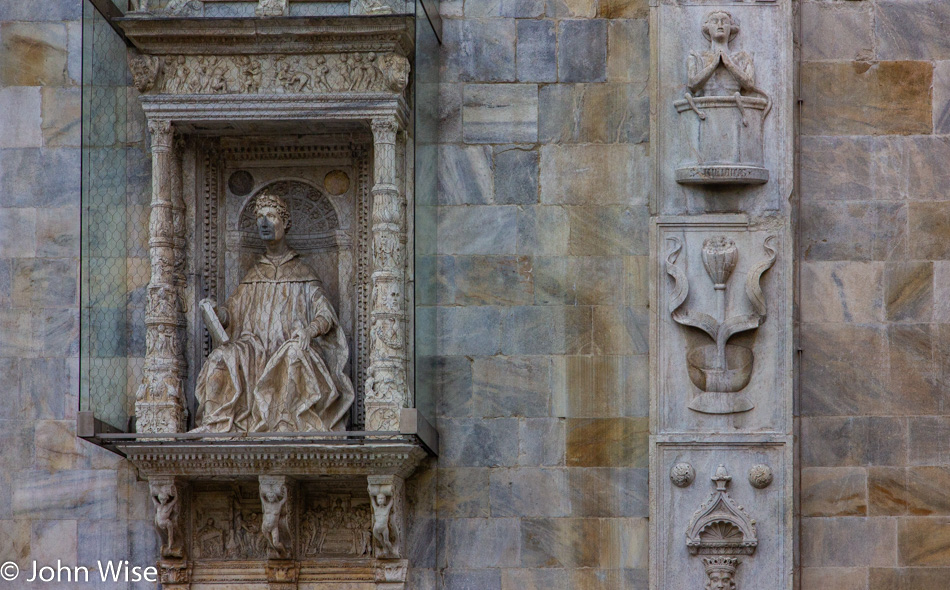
[254,191,292,231]
[702,11,740,42]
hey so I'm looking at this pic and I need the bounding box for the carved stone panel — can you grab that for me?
[653,0,793,215]
[192,482,270,561]
[652,216,791,434]
[300,485,373,558]
[651,440,791,590]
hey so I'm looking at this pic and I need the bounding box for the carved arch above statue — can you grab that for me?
[232,180,349,253]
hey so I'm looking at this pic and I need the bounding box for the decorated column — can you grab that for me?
[365,116,408,431]
[136,119,187,433]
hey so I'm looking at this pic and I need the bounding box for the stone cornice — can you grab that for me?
[117,440,428,480]
[116,16,414,56]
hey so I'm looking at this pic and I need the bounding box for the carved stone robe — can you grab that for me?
[194,250,354,433]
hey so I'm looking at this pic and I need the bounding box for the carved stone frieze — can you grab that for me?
[118,442,428,480]
[133,53,410,97]
[256,0,289,17]
[193,483,269,560]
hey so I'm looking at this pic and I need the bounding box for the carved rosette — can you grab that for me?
[366,117,407,432]
[137,120,187,433]
[368,475,405,560]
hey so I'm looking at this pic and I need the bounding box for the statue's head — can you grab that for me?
[702,11,739,44]
[703,557,739,590]
[254,191,292,243]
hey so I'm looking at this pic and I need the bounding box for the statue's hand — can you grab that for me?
[291,326,312,353]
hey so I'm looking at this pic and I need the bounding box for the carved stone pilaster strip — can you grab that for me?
[367,474,405,560]
[137,119,186,433]
[366,116,407,431]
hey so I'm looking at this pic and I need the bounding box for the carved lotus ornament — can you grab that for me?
[666,236,776,414]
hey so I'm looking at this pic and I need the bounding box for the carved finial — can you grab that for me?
[712,464,731,491]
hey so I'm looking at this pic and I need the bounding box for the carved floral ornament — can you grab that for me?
[666,235,776,415]
[129,50,411,96]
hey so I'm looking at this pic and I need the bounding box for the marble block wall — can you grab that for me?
[0,1,159,588]
[422,1,651,588]
[799,1,950,589]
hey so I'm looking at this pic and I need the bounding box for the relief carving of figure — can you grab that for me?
[151,480,184,559]
[370,490,395,557]
[193,190,355,433]
[687,12,766,102]
[675,11,772,185]
[260,478,292,559]
[196,518,226,559]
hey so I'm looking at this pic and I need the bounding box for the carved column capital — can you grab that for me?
[371,116,400,145]
[148,119,175,150]
[367,475,405,560]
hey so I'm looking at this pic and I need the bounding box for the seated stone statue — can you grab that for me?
[193,191,354,433]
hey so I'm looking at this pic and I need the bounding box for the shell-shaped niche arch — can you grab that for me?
[236,180,343,253]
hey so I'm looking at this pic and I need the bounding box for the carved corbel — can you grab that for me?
[150,476,187,560]
[259,476,295,560]
[368,475,405,560]
[128,50,163,93]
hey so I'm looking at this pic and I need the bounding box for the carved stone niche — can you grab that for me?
[653,216,790,434]
[114,14,432,590]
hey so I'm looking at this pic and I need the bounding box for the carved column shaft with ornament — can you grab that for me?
[365,116,408,431]
[136,120,187,433]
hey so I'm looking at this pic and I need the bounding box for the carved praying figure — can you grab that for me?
[193,190,355,433]
[371,491,395,557]
[688,11,763,99]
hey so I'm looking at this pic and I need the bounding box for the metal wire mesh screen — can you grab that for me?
[80,1,149,431]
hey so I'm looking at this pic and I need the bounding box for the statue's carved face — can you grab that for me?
[704,12,735,43]
[257,206,286,243]
[705,571,735,590]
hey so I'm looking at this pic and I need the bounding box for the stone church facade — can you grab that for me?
[0,0,948,589]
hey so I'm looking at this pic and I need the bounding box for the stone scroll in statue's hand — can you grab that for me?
[199,298,230,348]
